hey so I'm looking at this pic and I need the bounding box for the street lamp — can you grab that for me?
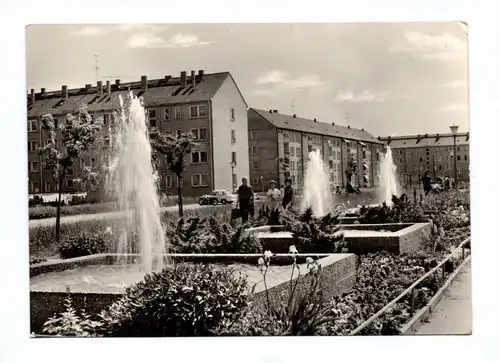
[449,125,459,187]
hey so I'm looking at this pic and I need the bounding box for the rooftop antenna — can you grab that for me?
[291,99,295,114]
[94,54,100,81]
[344,111,349,123]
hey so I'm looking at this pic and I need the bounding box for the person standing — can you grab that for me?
[236,177,254,223]
[422,171,432,195]
[267,180,281,211]
[282,178,294,210]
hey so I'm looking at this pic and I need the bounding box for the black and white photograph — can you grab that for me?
[26,22,471,337]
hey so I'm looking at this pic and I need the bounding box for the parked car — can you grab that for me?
[198,190,237,205]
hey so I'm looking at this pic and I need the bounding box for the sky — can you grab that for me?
[26,22,469,137]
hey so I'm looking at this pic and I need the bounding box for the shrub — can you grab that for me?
[97,263,249,337]
[30,256,47,265]
[59,233,107,259]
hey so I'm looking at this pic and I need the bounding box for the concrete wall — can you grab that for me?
[211,76,249,192]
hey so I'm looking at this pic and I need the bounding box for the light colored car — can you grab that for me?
[198,190,237,205]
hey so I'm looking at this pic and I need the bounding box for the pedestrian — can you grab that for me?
[422,171,432,195]
[236,177,254,223]
[335,185,342,195]
[282,178,294,210]
[267,180,281,212]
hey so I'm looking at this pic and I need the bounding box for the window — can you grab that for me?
[252,161,259,169]
[148,109,157,127]
[191,128,208,140]
[166,175,173,189]
[44,180,50,193]
[30,181,40,193]
[250,131,259,140]
[252,176,259,185]
[231,152,237,163]
[230,108,235,121]
[28,120,38,132]
[465,155,468,161]
[80,158,85,169]
[53,118,59,129]
[329,160,333,169]
[284,142,289,154]
[189,105,207,118]
[290,147,294,156]
[28,161,39,172]
[67,179,74,188]
[91,158,96,168]
[67,168,73,176]
[191,173,209,187]
[164,108,171,120]
[191,151,208,163]
[308,145,313,152]
[231,130,236,143]
[176,129,182,138]
[175,107,182,119]
[103,114,110,126]
[251,145,258,155]
[104,136,110,146]
[297,174,302,184]
[457,147,461,151]
[28,141,38,152]
[420,157,423,162]
[457,155,461,161]
[439,165,442,171]
[297,147,301,156]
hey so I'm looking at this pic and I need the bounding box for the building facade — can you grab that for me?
[27,70,249,198]
[247,108,384,192]
[379,132,470,186]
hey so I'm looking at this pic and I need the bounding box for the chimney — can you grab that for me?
[198,70,204,77]
[191,70,196,87]
[97,81,103,97]
[62,85,68,100]
[293,114,296,118]
[348,125,351,129]
[115,79,121,87]
[361,128,364,131]
[331,122,335,126]
[30,89,35,103]
[85,84,92,90]
[269,109,272,113]
[141,75,148,91]
[273,109,278,113]
[180,71,187,87]
[41,88,46,97]
[313,118,317,122]
[164,75,171,83]
[106,81,111,95]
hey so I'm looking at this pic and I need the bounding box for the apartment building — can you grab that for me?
[379,132,470,186]
[247,108,384,192]
[27,70,249,198]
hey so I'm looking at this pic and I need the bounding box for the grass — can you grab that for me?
[29,196,200,220]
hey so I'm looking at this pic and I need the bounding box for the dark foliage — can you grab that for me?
[58,233,107,259]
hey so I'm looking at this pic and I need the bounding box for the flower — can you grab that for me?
[264,250,273,259]
[289,245,298,254]
[306,257,314,265]
[257,257,264,266]
[105,226,113,235]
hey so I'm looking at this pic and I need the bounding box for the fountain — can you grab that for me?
[106,92,167,273]
[300,149,333,217]
[377,145,401,206]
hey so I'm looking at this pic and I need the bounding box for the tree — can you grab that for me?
[345,153,358,186]
[150,130,199,218]
[38,106,102,242]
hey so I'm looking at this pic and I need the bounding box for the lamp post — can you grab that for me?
[260,176,264,192]
[230,161,237,193]
[449,125,459,187]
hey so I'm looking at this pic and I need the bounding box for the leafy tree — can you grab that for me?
[345,153,358,186]
[38,107,101,242]
[150,130,199,218]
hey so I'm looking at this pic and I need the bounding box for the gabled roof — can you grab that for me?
[250,108,383,144]
[379,133,469,148]
[27,72,231,117]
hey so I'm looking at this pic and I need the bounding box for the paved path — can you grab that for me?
[415,261,472,335]
[29,203,202,228]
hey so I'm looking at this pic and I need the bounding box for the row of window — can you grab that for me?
[164,174,210,188]
[29,178,87,193]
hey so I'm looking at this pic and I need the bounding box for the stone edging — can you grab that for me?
[399,254,472,335]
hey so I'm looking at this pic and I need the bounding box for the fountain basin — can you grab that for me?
[339,222,431,255]
[30,252,356,333]
[243,225,294,253]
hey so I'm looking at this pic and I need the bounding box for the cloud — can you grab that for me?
[441,103,468,112]
[391,32,467,61]
[253,71,331,96]
[333,89,385,103]
[442,80,468,88]
[70,24,169,37]
[127,33,213,48]
[70,26,111,37]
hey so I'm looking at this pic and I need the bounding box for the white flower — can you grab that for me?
[289,245,298,254]
[257,257,264,266]
[105,226,113,235]
[264,250,273,259]
[306,257,314,265]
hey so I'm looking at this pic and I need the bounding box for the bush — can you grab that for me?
[59,233,107,259]
[97,263,249,337]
